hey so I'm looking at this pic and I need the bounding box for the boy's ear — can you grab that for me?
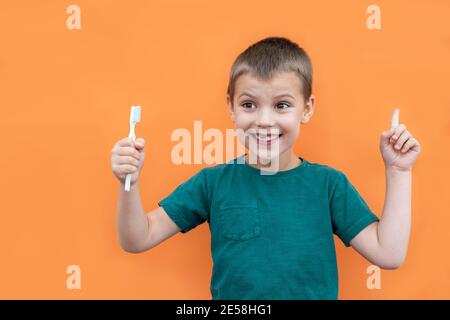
[227,95,236,122]
[301,94,315,124]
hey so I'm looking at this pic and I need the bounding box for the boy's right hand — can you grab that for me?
[111,137,145,187]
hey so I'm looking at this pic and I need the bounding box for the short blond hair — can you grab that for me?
[227,37,313,103]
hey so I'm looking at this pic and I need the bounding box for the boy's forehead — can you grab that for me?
[235,72,302,97]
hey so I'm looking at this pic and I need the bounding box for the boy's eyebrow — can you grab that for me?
[238,92,296,100]
[273,93,296,100]
[238,92,257,99]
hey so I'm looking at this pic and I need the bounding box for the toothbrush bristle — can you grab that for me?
[130,106,141,123]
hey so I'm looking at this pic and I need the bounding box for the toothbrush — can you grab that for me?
[125,105,141,192]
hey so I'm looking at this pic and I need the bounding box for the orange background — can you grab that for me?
[0,0,449,299]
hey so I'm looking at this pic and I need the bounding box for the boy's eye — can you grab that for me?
[241,102,290,109]
[241,102,255,109]
[276,102,290,109]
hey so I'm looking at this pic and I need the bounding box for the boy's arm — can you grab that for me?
[350,109,420,269]
[116,182,150,253]
[116,183,181,253]
[350,168,411,269]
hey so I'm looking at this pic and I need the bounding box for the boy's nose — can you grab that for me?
[255,109,275,127]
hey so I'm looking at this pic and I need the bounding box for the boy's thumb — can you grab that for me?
[135,138,145,149]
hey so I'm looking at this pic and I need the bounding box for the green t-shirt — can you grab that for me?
[158,155,379,300]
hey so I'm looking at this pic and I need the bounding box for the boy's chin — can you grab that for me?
[246,148,283,165]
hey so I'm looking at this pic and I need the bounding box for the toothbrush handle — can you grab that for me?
[124,126,136,192]
[124,173,132,191]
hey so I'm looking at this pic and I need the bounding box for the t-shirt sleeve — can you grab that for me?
[329,170,379,247]
[157,168,210,234]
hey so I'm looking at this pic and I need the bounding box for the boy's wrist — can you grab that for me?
[385,165,412,174]
[130,182,140,190]
[120,181,140,191]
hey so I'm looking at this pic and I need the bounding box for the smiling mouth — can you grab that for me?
[250,133,283,145]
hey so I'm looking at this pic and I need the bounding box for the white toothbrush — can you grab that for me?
[125,106,141,191]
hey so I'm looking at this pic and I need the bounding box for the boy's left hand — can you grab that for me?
[379,109,421,171]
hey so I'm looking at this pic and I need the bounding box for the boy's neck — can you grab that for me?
[244,149,301,172]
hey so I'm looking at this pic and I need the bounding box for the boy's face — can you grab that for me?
[227,71,315,162]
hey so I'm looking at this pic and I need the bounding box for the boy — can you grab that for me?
[111,37,421,299]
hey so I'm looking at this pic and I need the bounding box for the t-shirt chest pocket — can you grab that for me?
[216,201,260,241]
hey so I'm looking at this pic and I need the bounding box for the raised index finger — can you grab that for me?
[391,108,400,129]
